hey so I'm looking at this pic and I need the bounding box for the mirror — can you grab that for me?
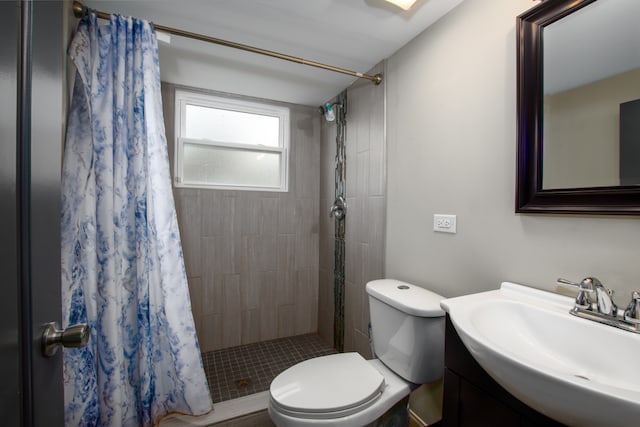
[516,0,640,214]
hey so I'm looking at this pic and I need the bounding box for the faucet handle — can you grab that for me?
[624,291,640,324]
[557,278,594,309]
[557,278,592,290]
[557,278,595,292]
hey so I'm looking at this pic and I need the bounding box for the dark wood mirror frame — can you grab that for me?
[516,0,640,215]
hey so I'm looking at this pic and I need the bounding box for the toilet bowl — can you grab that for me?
[268,279,445,427]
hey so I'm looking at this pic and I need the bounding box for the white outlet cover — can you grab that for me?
[433,214,457,233]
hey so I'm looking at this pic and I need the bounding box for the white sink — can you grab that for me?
[440,282,640,427]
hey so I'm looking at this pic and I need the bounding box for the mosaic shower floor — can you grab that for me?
[201,333,336,403]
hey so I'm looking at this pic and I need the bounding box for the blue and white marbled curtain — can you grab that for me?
[61,13,212,427]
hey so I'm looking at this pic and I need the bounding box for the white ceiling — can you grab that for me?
[83,0,464,106]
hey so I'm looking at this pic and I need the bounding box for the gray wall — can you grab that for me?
[318,63,386,357]
[385,0,640,299]
[162,83,321,353]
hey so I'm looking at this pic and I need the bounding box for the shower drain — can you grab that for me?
[574,374,590,381]
[236,378,252,388]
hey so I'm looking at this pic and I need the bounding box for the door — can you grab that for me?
[1,1,66,426]
[620,98,640,185]
[0,2,21,425]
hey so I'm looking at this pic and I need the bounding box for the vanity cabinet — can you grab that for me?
[442,316,565,427]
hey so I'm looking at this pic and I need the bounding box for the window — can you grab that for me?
[174,90,289,191]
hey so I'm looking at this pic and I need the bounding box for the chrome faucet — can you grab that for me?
[557,277,639,334]
[592,278,617,316]
[557,277,593,310]
[624,291,640,325]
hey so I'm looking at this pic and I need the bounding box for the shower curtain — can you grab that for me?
[61,13,211,427]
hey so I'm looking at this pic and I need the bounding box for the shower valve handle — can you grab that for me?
[329,196,347,220]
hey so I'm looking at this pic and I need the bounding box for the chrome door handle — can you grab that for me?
[41,322,90,357]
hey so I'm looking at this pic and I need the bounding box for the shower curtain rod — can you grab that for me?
[72,1,383,85]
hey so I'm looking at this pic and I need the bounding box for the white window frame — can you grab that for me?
[174,89,290,192]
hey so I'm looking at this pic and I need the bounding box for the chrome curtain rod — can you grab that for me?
[72,1,383,85]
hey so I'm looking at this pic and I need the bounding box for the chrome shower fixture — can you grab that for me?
[319,103,340,122]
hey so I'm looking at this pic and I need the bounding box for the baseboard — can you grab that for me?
[159,392,270,427]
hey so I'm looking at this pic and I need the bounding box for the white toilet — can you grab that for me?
[268,279,445,427]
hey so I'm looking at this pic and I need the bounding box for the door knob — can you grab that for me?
[41,322,90,357]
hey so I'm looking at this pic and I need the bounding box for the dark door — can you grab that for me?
[620,98,640,185]
[2,1,66,426]
[0,1,21,425]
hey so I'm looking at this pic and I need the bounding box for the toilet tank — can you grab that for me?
[366,279,445,384]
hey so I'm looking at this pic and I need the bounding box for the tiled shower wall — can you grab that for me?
[318,62,386,357]
[162,83,321,353]
[318,111,337,348]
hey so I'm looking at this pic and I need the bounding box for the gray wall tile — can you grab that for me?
[277,235,296,306]
[199,313,223,352]
[260,271,278,341]
[175,190,202,277]
[277,305,296,337]
[260,197,279,235]
[295,268,318,335]
[187,276,202,320]
[236,193,261,236]
[202,191,234,237]
[356,152,371,242]
[213,235,237,275]
[241,308,261,345]
[346,124,358,197]
[162,83,320,352]
[368,196,386,281]
[222,274,242,348]
[345,279,362,342]
[201,270,223,316]
[317,268,333,345]
[356,95,371,154]
[294,198,317,270]
[318,207,333,272]
[277,195,297,235]
[369,92,386,197]
[320,123,337,203]
[354,243,370,310]
[354,330,372,359]
[241,269,262,310]
[295,120,319,196]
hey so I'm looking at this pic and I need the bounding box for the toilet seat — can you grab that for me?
[269,352,385,419]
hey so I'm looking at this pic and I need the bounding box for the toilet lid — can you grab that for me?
[270,352,385,416]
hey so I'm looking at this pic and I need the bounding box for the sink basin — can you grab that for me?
[440,282,640,427]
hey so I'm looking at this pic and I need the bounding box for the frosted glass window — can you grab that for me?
[174,90,289,191]
[185,105,280,147]
[182,143,281,188]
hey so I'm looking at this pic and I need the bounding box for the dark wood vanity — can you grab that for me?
[441,316,566,427]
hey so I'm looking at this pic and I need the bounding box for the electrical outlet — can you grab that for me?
[433,214,457,233]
